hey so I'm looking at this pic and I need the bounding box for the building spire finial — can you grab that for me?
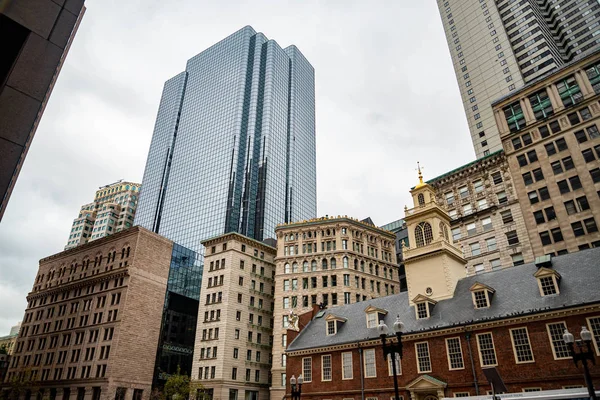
[417,161,424,185]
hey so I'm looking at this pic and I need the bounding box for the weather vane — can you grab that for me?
[416,161,424,184]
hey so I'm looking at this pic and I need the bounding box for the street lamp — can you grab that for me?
[378,315,405,400]
[290,374,303,400]
[563,327,597,400]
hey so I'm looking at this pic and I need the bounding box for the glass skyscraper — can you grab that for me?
[135,26,317,252]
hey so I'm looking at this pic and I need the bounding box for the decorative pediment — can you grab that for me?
[364,305,388,314]
[406,374,447,390]
[469,282,496,294]
[412,294,438,305]
[533,267,561,280]
[325,314,347,322]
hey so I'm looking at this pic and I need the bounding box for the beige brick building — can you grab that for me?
[270,217,398,400]
[493,49,600,256]
[191,233,276,400]
[3,227,174,400]
[428,151,534,274]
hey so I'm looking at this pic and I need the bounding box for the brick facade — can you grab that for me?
[2,227,174,400]
[286,304,600,400]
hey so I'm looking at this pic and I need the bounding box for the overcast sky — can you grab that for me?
[0,0,474,334]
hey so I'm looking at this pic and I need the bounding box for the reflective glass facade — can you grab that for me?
[154,244,202,384]
[135,26,316,252]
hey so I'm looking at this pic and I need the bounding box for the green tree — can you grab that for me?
[163,367,190,400]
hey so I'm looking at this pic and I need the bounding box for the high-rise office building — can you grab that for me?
[436,0,600,159]
[65,181,141,250]
[135,26,317,253]
[0,1,86,222]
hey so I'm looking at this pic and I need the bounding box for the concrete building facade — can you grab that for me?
[270,217,399,400]
[0,0,86,221]
[428,151,534,275]
[65,181,141,250]
[493,49,600,256]
[3,227,176,400]
[436,0,600,158]
[190,233,276,400]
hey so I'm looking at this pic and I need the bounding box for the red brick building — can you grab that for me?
[285,248,600,400]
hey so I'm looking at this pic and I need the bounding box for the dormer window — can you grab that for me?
[412,294,437,320]
[325,314,347,336]
[534,267,561,296]
[364,306,388,328]
[469,283,495,309]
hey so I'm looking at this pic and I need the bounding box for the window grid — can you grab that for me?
[322,354,332,381]
[415,342,432,373]
[342,352,353,380]
[540,276,557,295]
[547,322,571,359]
[302,357,312,382]
[416,303,428,319]
[474,291,489,309]
[446,337,464,370]
[477,333,497,366]
[364,349,376,378]
[387,353,402,376]
[587,317,600,356]
[510,328,534,363]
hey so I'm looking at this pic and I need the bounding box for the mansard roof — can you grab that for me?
[286,248,600,352]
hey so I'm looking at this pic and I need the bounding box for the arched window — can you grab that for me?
[439,222,449,241]
[303,261,309,272]
[343,256,349,269]
[322,259,328,270]
[284,263,291,273]
[121,248,125,259]
[354,259,359,270]
[360,261,365,272]
[330,258,337,269]
[311,260,317,271]
[292,262,298,273]
[415,222,433,247]
[418,193,425,206]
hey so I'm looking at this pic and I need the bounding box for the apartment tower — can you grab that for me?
[135,26,317,253]
[191,233,276,400]
[0,1,86,221]
[493,49,600,255]
[270,216,399,400]
[65,181,141,250]
[436,0,600,158]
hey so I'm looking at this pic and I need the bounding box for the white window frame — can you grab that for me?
[537,275,560,296]
[476,332,498,367]
[302,356,312,382]
[363,348,377,378]
[509,327,535,364]
[342,352,353,380]
[546,322,571,360]
[472,290,490,309]
[387,353,402,376]
[326,320,336,336]
[321,354,332,381]
[415,341,432,373]
[366,312,378,328]
[415,302,430,319]
[586,316,600,356]
[445,337,465,370]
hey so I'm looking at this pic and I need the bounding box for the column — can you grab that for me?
[521,96,535,124]
[83,387,94,400]
[548,84,564,113]
[55,389,65,400]
[124,388,134,400]
[575,70,593,98]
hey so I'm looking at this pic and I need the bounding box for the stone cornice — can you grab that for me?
[275,217,396,239]
[285,303,600,356]
[202,232,276,254]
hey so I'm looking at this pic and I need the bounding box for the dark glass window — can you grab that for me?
[529,89,553,120]
[583,149,596,163]
[505,102,526,132]
[539,231,551,246]
[572,221,585,237]
[534,210,545,224]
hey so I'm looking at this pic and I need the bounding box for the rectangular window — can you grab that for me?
[303,357,312,382]
[415,342,432,373]
[387,353,402,376]
[556,76,582,107]
[342,352,353,379]
[587,317,600,356]
[322,355,332,381]
[504,101,526,132]
[446,337,464,370]
[529,89,553,120]
[501,210,513,224]
[364,349,376,377]
[506,231,519,245]
[510,327,534,363]
[547,322,571,359]
[477,333,497,366]
[470,242,481,256]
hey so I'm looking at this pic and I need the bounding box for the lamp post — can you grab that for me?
[290,374,303,400]
[563,327,597,400]
[377,315,404,400]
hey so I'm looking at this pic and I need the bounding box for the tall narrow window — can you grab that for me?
[547,322,571,359]
[556,76,582,107]
[510,328,534,363]
[445,337,464,370]
[476,333,497,366]
[302,357,312,382]
[364,349,376,377]
[529,89,553,120]
[415,342,432,373]
[504,101,525,132]
[415,222,433,247]
[321,354,332,381]
[342,352,353,379]
[387,353,402,376]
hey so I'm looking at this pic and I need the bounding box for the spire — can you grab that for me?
[415,162,426,189]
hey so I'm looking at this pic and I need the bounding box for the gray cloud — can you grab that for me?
[0,0,475,333]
